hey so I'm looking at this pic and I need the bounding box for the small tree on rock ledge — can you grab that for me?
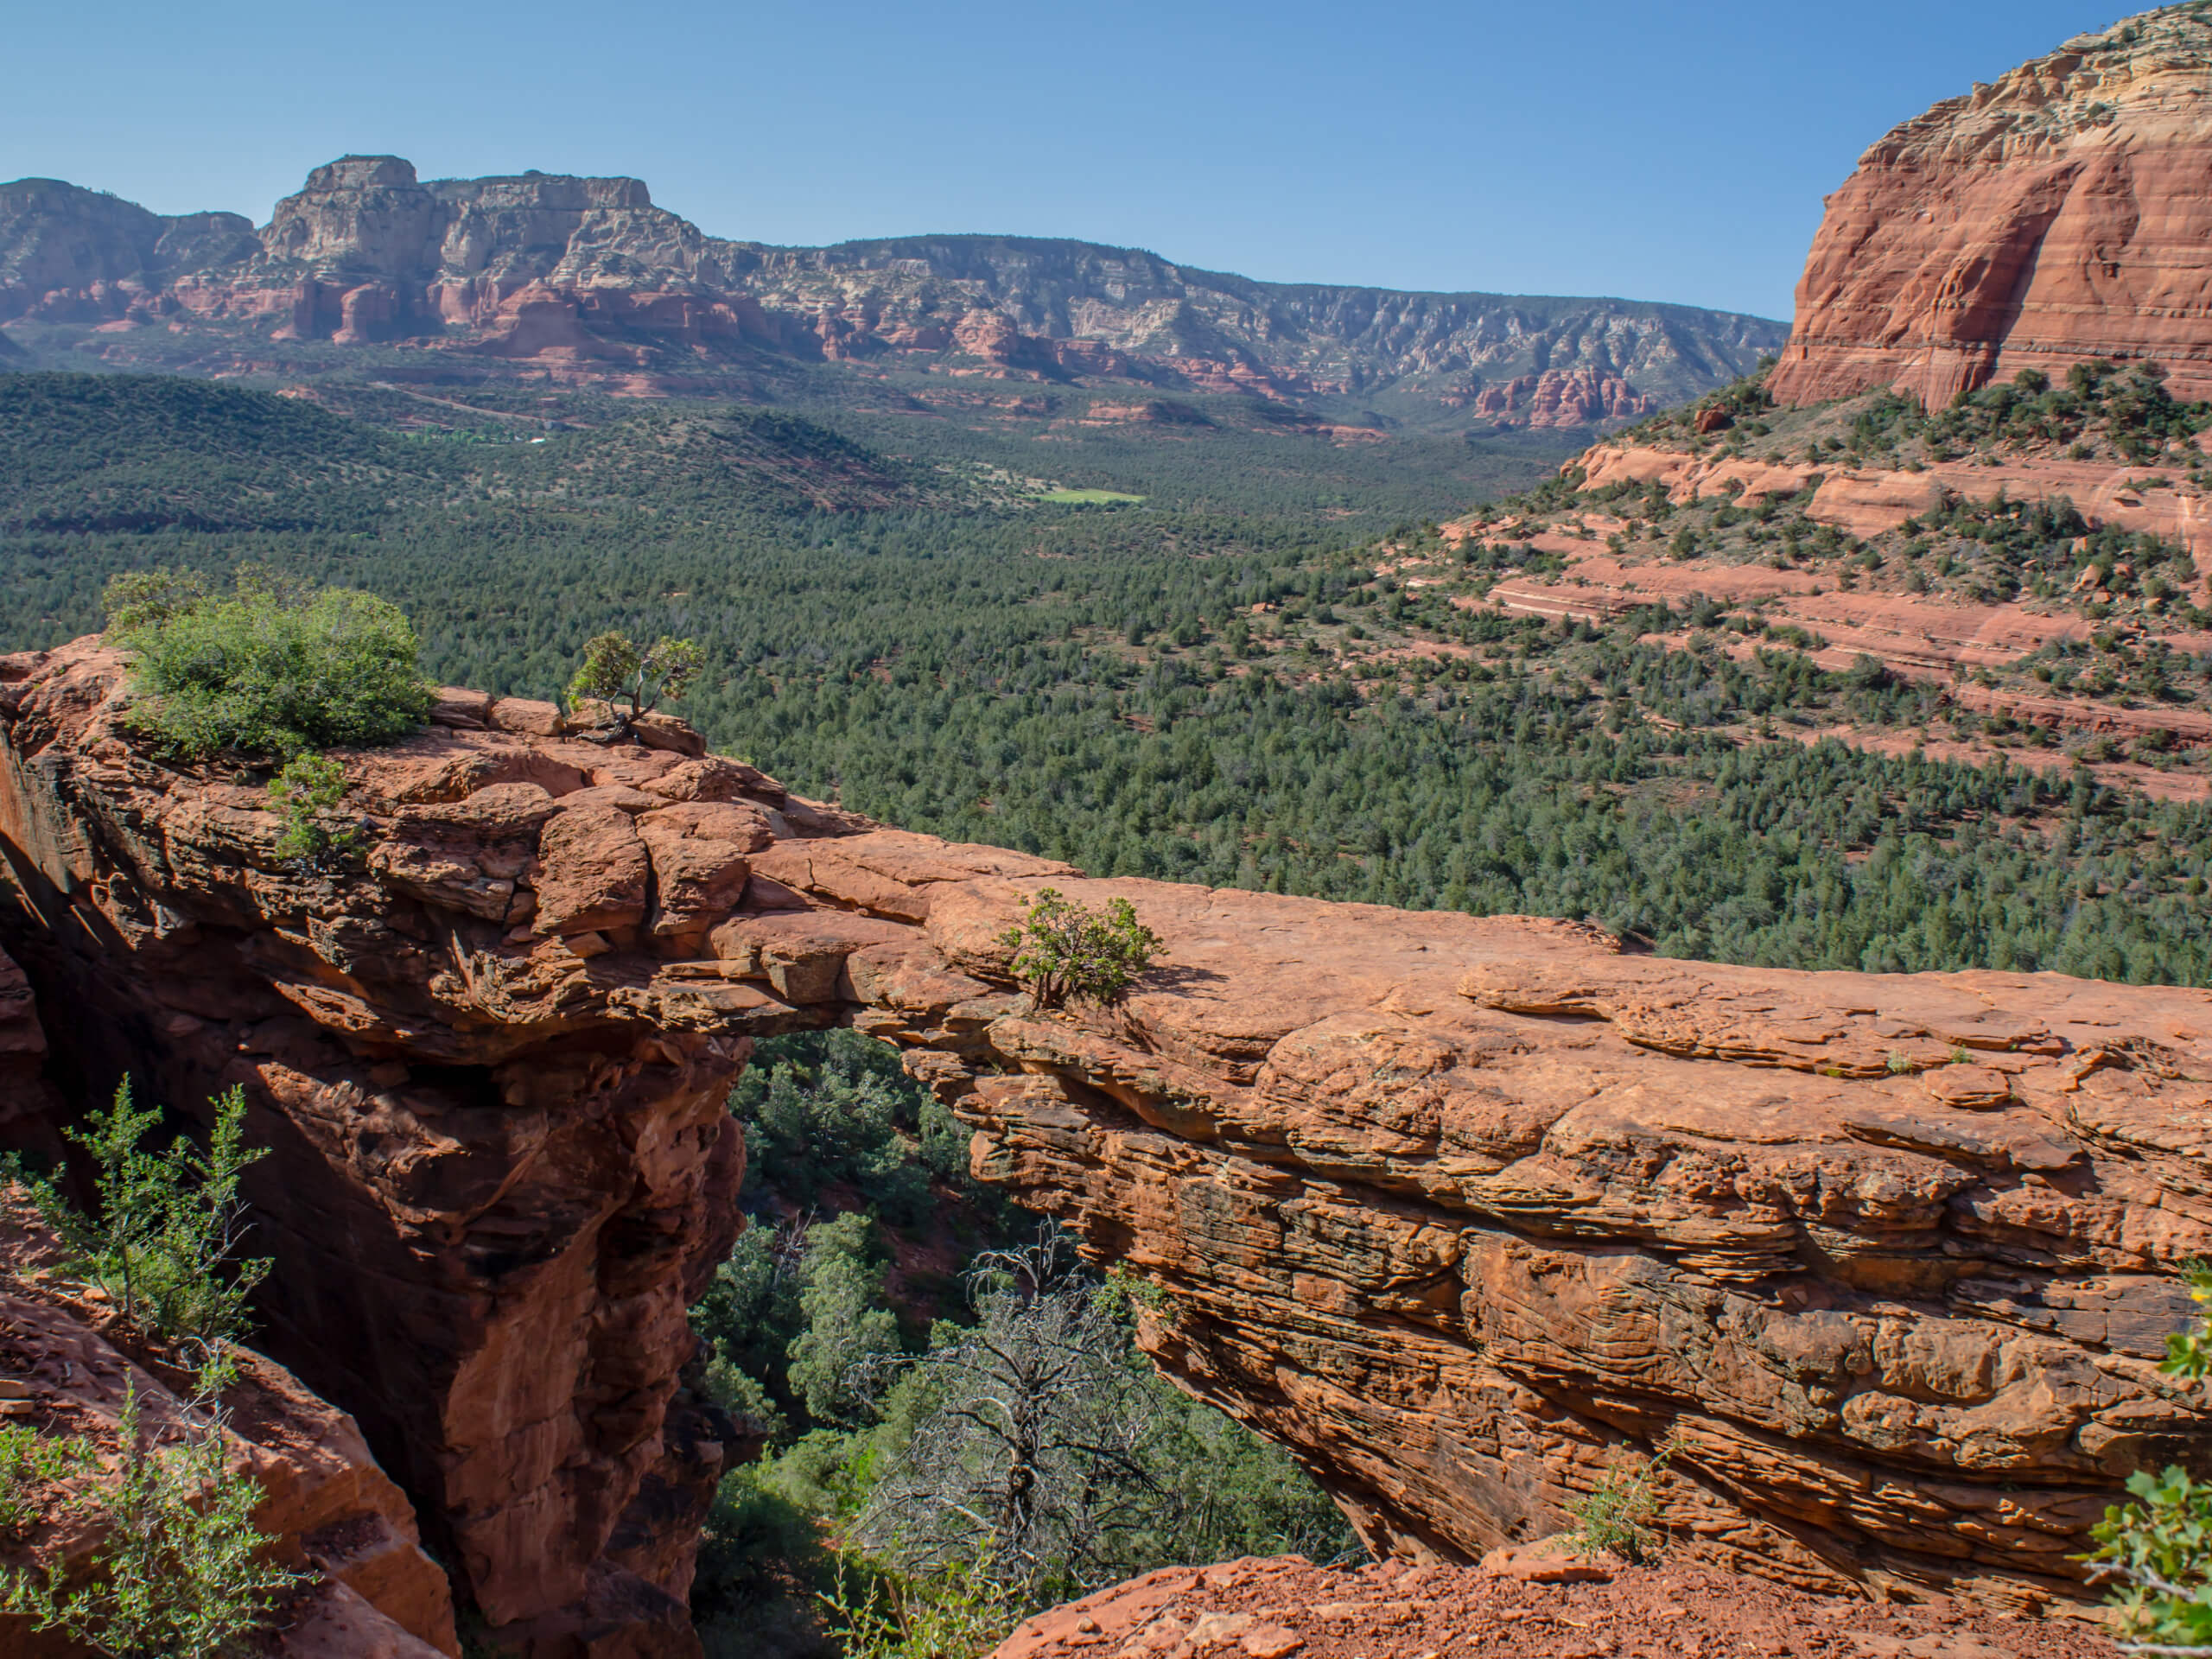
[998,888,1162,1010]
[567,632,704,741]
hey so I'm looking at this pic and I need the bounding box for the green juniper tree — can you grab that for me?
[19,1081,270,1348]
[567,631,705,739]
[2088,1266,2212,1653]
[997,890,1163,1010]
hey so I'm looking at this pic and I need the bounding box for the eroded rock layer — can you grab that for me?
[0,638,2206,1632]
[0,1223,461,1657]
[0,158,1780,420]
[1770,7,2212,406]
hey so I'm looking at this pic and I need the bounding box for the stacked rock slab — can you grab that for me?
[0,639,2208,1635]
[1770,6,2212,407]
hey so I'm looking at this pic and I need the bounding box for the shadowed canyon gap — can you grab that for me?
[0,640,2205,1652]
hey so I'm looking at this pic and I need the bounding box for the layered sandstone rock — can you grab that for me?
[0,1199,459,1656]
[1471,368,1656,427]
[1575,439,2212,558]
[0,637,2206,1635]
[0,158,1780,422]
[0,645,770,1656]
[1771,7,2212,406]
[0,177,257,324]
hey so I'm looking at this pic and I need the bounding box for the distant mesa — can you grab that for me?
[1459,366,1657,428]
[0,154,1782,428]
[1772,3,2212,406]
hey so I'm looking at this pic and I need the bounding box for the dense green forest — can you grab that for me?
[4,370,2209,985]
[688,1031,1355,1659]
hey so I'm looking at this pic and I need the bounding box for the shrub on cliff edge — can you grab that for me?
[567,630,704,740]
[0,1357,310,1659]
[266,752,363,870]
[997,888,1162,1010]
[2088,1264,2212,1652]
[16,1079,270,1350]
[104,566,434,760]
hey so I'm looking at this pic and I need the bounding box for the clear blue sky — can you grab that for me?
[4,0,2124,321]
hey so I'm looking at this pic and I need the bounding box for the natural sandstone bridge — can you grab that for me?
[0,640,2206,1655]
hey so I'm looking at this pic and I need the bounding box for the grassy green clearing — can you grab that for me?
[1033,486,1147,505]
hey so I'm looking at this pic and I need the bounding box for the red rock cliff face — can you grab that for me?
[0,639,2208,1634]
[1469,368,1657,427]
[1770,6,2212,407]
[0,648,780,1656]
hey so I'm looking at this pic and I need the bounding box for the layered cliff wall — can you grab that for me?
[0,157,1781,421]
[0,638,2206,1637]
[1771,5,2212,407]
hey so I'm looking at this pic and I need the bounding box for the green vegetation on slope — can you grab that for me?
[689,1031,1353,1659]
[4,369,2210,986]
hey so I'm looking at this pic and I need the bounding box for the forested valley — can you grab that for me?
[5,371,2202,985]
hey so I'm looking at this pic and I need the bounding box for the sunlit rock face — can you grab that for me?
[1771,7,2212,407]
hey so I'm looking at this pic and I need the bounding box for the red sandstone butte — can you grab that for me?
[1473,369,1657,427]
[1770,7,2212,406]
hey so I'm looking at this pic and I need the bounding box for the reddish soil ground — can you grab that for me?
[993,1554,2121,1659]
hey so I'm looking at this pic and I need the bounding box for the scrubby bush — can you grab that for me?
[693,1463,834,1654]
[19,1080,270,1348]
[104,567,433,760]
[267,753,361,869]
[1565,1440,1676,1564]
[998,889,1162,1009]
[0,1360,309,1658]
[817,1554,1017,1659]
[2087,1265,2212,1650]
[0,1427,94,1533]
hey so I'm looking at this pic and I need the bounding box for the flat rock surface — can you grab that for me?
[995,1556,2121,1659]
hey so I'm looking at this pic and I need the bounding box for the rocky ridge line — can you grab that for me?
[0,158,1782,421]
